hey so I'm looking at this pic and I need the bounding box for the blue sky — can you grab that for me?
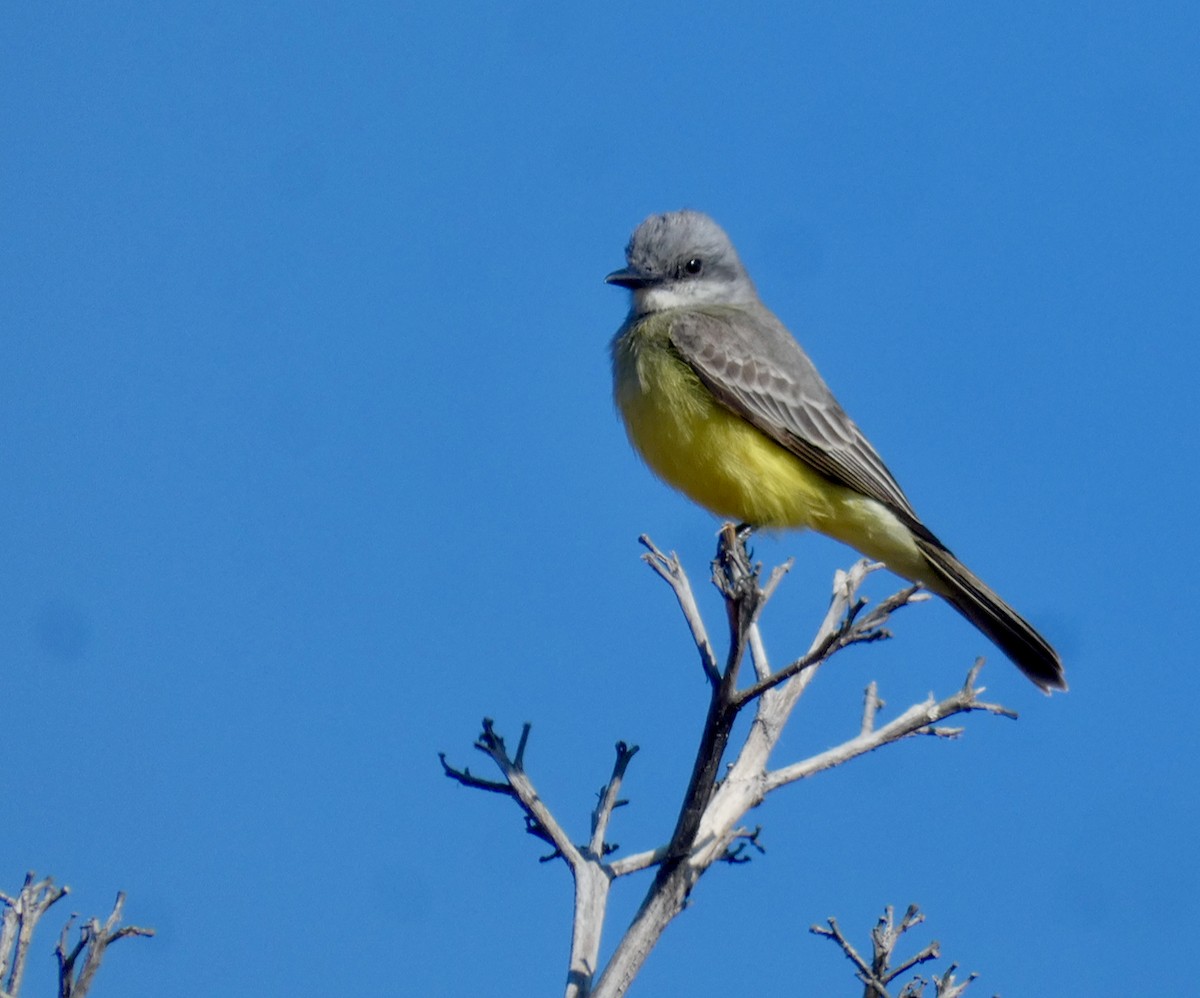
[2,4,1197,995]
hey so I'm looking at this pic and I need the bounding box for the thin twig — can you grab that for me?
[639,536,721,687]
[815,904,991,998]
[55,892,153,998]
[717,826,765,865]
[811,918,881,992]
[438,753,515,795]
[445,526,1022,998]
[764,661,1017,791]
[475,720,582,866]
[733,580,927,708]
[590,742,640,858]
[760,559,794,603]
[607,846,667,878]
[1,873,70,998]
[861,682,883,735]
[747,623,771,681]
[889,940,941,984]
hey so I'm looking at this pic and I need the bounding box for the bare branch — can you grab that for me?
[438,753,515,795]
[462,719,583,866]
[733,574,928,708]
[441,720,648,998]
[814,904,992,998]
[639,535,720,686]
[764,661,1017,792]
[890,941,942,985]
[932,964,984,998]
[860,682,884,735]
[594,533,1019,998]
[747,623,772,681]
[447,527,1026,998]
[875,905,939,985]
[54,892,153,998]
[590,742,640,858]
[607,846,667,878]
[811,917,880,993]
[1,873,70,998]
[515,724,532,770]
[760,558,794,603]
[717,826,765,865]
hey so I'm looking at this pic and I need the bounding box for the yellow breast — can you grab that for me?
[609,313,933,585]
[611,314,839,528]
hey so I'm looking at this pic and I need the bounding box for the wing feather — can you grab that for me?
[669,306,935,540]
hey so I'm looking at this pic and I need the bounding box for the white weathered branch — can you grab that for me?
[444,723,639,998]
[0,873,69,998]
[638,536,720,686]
[56,892,154,998]
[812,904,993,998]
[445,528,1017,998]
[765,661,1016,792]
[0,875,151,998]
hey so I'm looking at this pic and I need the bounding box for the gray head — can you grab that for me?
[606,210,758,315]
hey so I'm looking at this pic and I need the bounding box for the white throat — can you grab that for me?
[635,279,747,315]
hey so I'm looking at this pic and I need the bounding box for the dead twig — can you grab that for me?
[1,873,70,998]
[812,904,994,998]
[639,535,721,687]
[54,891,154,998]
[445,528,1019,998]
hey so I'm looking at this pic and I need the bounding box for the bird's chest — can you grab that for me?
[613,325,716,463]
[613,323,788,521]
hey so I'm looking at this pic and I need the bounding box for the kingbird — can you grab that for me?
[608,210,1065,693]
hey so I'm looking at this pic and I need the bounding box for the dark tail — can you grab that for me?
[914,536,1066,694]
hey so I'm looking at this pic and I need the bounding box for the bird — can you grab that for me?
[607,209,1065,693]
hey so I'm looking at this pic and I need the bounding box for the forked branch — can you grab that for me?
[812,904,995,998]
[0,874,152,998]
[444,527,1017,998]
[56,893,154,998]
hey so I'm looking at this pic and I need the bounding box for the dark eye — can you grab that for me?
[684,257,703,276]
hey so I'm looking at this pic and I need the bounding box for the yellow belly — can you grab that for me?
[612,315,934,585]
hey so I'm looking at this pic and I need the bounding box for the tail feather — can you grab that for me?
[914,537,1066,694]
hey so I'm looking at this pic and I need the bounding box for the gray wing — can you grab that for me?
[670,306,933,537]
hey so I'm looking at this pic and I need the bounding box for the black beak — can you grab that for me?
[605,267,654,290]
